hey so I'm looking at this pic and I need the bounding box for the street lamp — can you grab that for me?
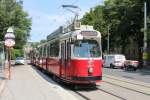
[4,27,15,79]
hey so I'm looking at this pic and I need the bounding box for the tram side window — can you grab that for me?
[55,42,59,56]
[43,45,47,57]
[50,41,59,57]
[47,44,50,57]
[39,47,42,57]
[50,44,54,57]
[67,42,71,60]
[36,48,40,57]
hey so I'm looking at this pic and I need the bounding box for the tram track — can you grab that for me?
[96,88,126,100]
[72,86,127,100]
[73,79,150,100]
[102,76,150,96]
[74,91,91,100]
[103,81,150,96]
[104,75,150,88]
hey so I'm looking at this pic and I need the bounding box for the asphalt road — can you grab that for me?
[103,67,150,83]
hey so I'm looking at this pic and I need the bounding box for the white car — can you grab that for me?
[103,54,126,68]
[15,57,25,65]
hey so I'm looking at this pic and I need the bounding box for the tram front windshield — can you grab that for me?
[74,40,101,58]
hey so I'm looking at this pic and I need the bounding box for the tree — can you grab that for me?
[81,0,150,62]
[0,0,32,49]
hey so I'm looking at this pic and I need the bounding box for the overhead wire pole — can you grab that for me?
[143,1,147,66]
[107,25,110,54]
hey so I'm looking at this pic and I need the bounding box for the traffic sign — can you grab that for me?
[4,32,15,39]
[4,27,15,48]
[4,39,15,47]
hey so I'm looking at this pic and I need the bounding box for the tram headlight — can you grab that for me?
[88,67,93,74]
[76,34,83,40]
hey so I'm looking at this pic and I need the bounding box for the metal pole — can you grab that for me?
[107,25,110,54]
[143,1,147,66]
[8,48,11,79]
[2,42,4,71]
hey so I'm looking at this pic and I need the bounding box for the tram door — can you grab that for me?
[61,42,67,78]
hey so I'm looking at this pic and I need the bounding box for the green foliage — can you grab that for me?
[81,0,150,54]
[31,42,40,48]
[0,0,32,49]
[40,39,47,44]
[11,49,24,59]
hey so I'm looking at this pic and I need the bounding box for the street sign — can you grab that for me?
[4,27,15,48]
[4,39,15,47]
[4,32,15,39]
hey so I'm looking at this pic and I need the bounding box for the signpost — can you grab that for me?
[4,27,15,79]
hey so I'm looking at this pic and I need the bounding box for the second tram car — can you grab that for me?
[31,22,102,85]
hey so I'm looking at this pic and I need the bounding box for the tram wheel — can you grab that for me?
[74,85,79,90]
[110,64,114,69]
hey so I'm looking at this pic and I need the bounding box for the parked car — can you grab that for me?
[124,60,139,71]
[15,57,25,65]
[103,54,126,68]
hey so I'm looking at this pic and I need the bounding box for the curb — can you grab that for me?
[0,79,6,95]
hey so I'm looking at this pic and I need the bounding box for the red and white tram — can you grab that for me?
[31,22,102,85]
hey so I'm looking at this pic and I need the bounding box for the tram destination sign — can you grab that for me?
[81,31,98,36]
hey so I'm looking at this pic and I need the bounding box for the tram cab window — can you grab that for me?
[74,40,101,58]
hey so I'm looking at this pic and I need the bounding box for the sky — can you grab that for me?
[23,0,104,42]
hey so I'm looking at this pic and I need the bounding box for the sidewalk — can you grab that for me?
[0,65,78,100]
[0,68,5,95]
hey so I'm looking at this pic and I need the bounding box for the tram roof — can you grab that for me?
[47,22,101,41]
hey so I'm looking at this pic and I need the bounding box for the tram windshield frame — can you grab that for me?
[74,40,101,58]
